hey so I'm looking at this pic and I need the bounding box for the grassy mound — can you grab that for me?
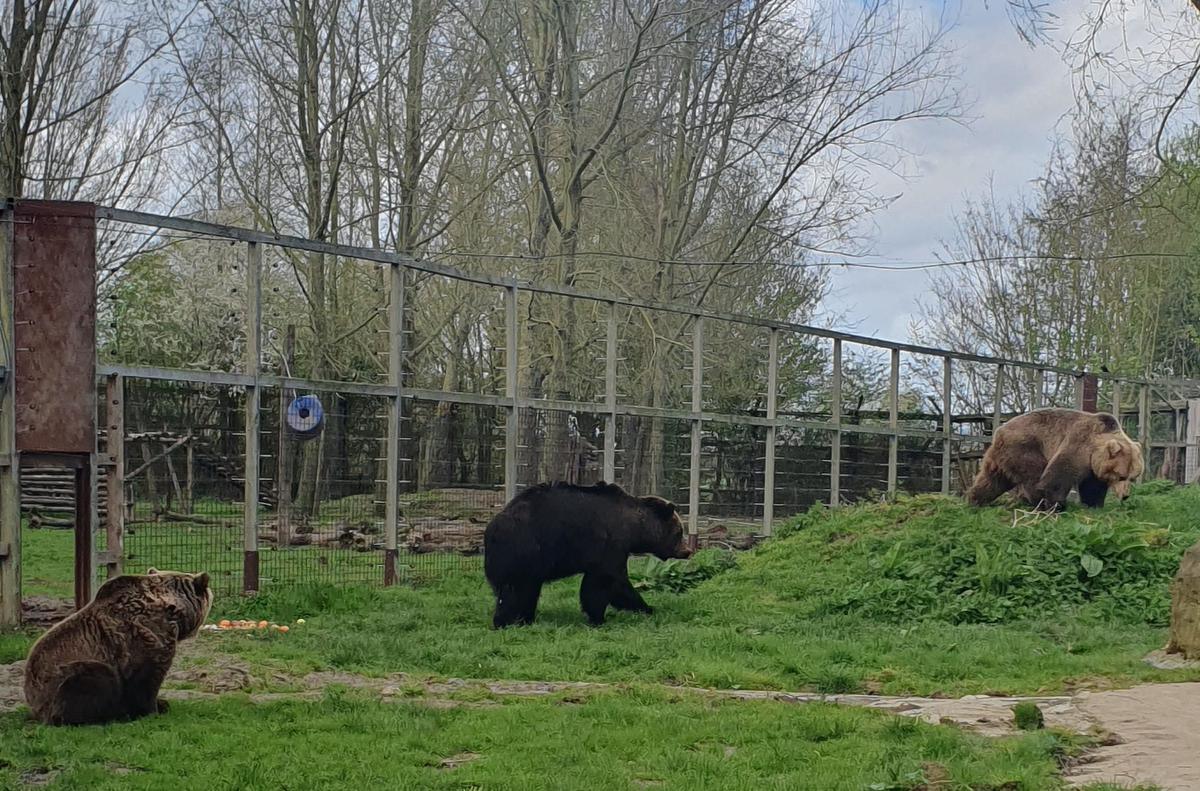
[710,481,1200,628]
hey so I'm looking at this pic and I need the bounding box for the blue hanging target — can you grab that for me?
[286,394,325,439]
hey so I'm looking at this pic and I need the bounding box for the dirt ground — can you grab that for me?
[2,642,1198,788]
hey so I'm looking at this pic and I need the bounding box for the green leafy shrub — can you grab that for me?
[721,485,1200,627]
[629,549,737,593]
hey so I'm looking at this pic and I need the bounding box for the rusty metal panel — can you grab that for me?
[12,201,97,454]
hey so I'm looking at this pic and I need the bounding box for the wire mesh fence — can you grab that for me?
[25,206,1191,597]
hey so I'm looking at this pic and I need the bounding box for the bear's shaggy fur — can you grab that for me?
[483,481,691,628]
[966,408,1144,511]
[23,569,213,725]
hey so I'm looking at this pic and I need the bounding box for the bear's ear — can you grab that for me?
[1106,438,1124,458]
[146,567,160,576]
[640,495,677,519]
[192,572,210,594]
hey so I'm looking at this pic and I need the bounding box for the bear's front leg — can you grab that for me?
[492,582,542,628]
[609,573,653,614]
[1034,452,1079,512]
[579,572,612,626]
[120,661,171,720]
[1078,474,1109,508]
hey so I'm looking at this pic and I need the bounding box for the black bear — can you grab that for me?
[483,481,692,627]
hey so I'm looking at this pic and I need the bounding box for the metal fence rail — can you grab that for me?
[81,207,1200,593]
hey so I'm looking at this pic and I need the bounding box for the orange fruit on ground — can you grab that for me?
[278,625,289,633]
[258,620,268,628]
[219,620,231,628]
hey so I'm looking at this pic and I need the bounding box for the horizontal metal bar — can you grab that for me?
[93,363,1179,444]
[96,206,1164,385]
[97,363,396,398]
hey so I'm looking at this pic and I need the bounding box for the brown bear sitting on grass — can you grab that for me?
[966,408,1143,512]
[24,569,212,725]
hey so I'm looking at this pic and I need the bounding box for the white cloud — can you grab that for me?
[818,0,1092,343]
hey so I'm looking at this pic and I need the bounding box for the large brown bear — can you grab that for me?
[23,569,212,725]
[483,481,691,628]
[966,408,1143,512]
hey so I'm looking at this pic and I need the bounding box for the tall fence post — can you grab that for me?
[887,348,899,497]
[0,206,16,625]
[992,364,1004,437]
[242,241,262,593]
[104,373,124,578]
[688,315,703,551]
[1027,368,1043,410]
[1112,380,1122,425]
[384,264,406,586]
[604,301,617,483]
[830,339,842,507]
[762,328,778,536]
[504,286,519,502]
[1139,383,1151,480]
[941,357,952,495]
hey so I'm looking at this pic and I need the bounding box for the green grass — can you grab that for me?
[4,486,1193,789]
[19,527,75,599]
[0,688,1083,790]
[16,483,1200,696]
[154,482,1198,698]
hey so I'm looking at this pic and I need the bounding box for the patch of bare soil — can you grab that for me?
[1066,683,1200,790]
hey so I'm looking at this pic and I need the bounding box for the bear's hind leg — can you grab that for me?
[45,661,123,725]
[579,572,612,626]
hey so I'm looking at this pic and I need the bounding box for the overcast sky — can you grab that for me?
[818,1,1088,343]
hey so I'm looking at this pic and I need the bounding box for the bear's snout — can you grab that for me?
[666,537,694,560]
[1112,480,1133,501]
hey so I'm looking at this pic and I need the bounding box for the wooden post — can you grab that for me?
[1139,384,1151,480]
[992,364,1004,437]
[604,301,617,483]
[688,315,703,551]
[1113,380,1123,426]
[184,442,194,513]
[830,339,842,507]
[504,286,519,501]
[276,325,295,549]
[0,206,17,625]
[1186,399,1199,485]
[887,348,899,497]
[243,241,261,593]
[384,264,405,586]
[73,462,93,608]
[1031,368,1044,410]
[1078,373,1098,413]
[763,329,779,536]
[941,357,952,495]
[104,374,124,578]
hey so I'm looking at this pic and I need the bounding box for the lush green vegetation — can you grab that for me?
[11,483,1200,698]
[0,687,1086,791]
[6,484,1196,789]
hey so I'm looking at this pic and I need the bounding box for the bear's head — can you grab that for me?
[1089,434,1144,501]
[96,569,214,640]
[638,496,693,560]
